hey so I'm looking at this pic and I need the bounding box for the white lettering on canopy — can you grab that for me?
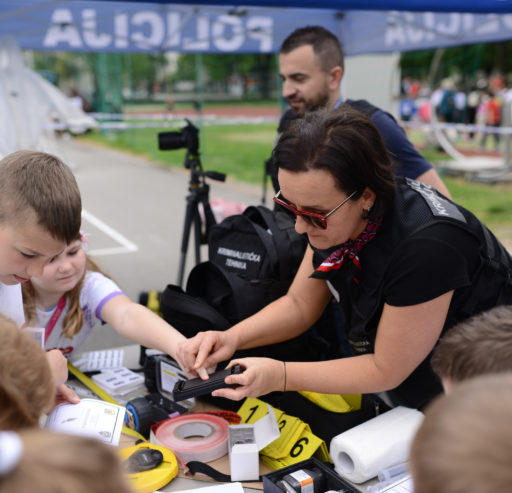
[132,11,165,49]
[83,9,112,48]
[385,11,512,49]
[44,9,83,48]
[42,7,274,52]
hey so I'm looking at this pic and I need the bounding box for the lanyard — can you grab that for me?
[44,296,66,344]
[333,95,344,109]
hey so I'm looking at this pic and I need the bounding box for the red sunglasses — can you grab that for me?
[273,190,358,229]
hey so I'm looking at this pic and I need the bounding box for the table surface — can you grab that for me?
[72,345,375,492]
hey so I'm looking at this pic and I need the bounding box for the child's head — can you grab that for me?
[410,373,512,493]
[0,150,82,285]
[431,305,512,392]
[0,314,54,430]
[29,235,87,296]
[22,233,105,339]
[0,428,133,493]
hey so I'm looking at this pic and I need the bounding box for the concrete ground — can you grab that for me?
[57,136,262,355]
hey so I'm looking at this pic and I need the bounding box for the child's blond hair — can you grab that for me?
[0,314,54,429]
[0,150,81,242]
[410,373,512,493]
[431,305,512,383]
[0,428,133,493]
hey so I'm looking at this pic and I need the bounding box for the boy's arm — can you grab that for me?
[46,349,69,386]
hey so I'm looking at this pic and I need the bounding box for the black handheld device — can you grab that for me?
[172,364,243,402]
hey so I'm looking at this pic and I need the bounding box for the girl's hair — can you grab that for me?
[22,236,108,339]
[0,429,133,493]
[0,315,54,430]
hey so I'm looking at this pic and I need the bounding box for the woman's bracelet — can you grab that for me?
[283,361,287,392]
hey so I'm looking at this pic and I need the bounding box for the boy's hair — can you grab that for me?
[410,373,512,493]
[279,26,344,72]
[0,428,133,493]
[431,305,512,382]
[0,314,54,430]
[0,150,81,243]
[22,240,108,339]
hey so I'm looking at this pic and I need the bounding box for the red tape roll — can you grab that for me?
[151,413,229,463]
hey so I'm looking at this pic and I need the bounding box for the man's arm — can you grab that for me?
[415,168,451,198]
[371,110,452,198]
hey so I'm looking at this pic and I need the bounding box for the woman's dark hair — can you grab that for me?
[273,106,396,219]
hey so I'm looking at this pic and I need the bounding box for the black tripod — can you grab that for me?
[176,149,225,287]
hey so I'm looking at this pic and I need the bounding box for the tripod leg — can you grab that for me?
[198,190,217,244]
[177,196,196,287]
[193,207,202,265]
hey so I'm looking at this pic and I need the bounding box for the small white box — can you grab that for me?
[229,404,280,481]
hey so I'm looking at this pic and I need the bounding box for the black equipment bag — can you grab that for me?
[161,205,307,328]
[158,205,343,363]
[206,204,306,320]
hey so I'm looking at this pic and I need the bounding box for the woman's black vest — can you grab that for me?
[313,178,512,408]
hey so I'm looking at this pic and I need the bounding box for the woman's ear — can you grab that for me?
[361,187,376,209]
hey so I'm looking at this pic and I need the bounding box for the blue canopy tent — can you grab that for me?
[1,1,512,55]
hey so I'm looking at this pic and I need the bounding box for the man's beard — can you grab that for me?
[290,91,330,115]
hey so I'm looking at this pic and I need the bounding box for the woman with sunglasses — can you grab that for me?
[177,106,512,411]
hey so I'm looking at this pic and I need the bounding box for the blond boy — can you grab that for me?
[0,150,82,403]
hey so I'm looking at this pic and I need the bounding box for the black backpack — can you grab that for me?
[159,205,340,362]
[169,205,306,323]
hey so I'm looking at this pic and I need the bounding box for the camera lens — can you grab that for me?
[158,131,186,150]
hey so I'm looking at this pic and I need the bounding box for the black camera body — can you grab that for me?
[158,119,199,157]
[125,352,191,438]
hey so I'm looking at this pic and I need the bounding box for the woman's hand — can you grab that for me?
[211,357,285,400]
[176,330,238,378]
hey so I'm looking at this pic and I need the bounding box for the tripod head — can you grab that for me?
[158,119,226,185]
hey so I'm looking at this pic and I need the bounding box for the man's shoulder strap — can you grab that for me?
[345,99,381,118]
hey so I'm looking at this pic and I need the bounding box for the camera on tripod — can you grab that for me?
[158,120,198,160]
[157,119,226,286]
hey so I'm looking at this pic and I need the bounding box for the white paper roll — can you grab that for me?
[329,406,424,484]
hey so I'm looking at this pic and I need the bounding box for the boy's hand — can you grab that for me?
[46,349,68,386]
[53,383,80,407]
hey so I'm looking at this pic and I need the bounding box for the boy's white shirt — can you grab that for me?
[0,282,25,327]
[37,271,123,356]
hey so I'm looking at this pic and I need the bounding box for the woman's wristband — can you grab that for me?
[283,361,287,392]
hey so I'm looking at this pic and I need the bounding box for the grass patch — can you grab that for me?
[79,122,276,185]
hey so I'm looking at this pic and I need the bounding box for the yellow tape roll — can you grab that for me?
[119,443,178,493]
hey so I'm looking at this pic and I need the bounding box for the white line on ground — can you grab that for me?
[81,209,138,256]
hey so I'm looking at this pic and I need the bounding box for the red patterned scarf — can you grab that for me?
[315,217,383,274]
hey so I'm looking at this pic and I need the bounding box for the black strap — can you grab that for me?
[186,461,262,483]
[243,206,282,275]
[246,205,295,282]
